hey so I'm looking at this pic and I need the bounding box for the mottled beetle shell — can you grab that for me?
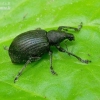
[9,30,49,63]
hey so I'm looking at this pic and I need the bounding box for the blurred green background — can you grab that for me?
[0,0,100,100]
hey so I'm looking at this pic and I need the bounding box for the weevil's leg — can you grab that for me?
[49,50,58,75]
[56,45,91,64]
[14,57,41,83]
[14,59,31,83]
[58,22,83,31]
[4,46,9,50]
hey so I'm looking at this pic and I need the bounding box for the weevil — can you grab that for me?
[6,22,91,82]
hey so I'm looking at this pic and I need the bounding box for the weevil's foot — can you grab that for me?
[77,57,91,64]
[14,77,18,83]
[81,59,91,64]
[51,70,58,76]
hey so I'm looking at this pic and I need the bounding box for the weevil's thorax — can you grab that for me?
[47,30,74,45]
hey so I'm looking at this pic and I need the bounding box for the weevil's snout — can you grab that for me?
[66,34,75,41]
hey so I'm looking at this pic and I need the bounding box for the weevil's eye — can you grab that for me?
[66,33,75,41]
[69,36,75,41]
[67,34,75,41]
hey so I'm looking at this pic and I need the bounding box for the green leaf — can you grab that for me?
[0,0,100,100]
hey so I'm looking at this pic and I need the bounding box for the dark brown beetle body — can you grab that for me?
[9,30,74,64]
[7,22,91,82]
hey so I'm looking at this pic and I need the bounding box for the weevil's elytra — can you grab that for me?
[7,22,91,83]
[9,30,49,64]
